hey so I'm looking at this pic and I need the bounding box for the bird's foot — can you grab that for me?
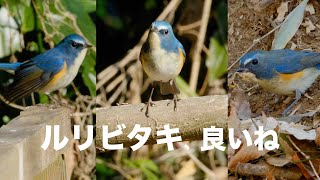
[46,93,72,109]
[140,101,156,117]
[167,95,180,111]
[48,101,72,110]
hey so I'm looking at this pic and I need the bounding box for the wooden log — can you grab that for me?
[96,95,228,148]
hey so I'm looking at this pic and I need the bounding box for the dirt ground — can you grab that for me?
[228,0,320,118]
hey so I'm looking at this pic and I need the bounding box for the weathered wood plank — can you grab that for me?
[0,106,71,179]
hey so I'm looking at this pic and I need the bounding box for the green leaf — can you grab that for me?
[145,0,157,10]
[124,159,162,180]
[206,38,227,84]
[0,7,22,58]
[81,52,96,96]
[21,5,35,33]
[79,0,96,13]
[96,161,116,176]
[272,0,309,49]
[39,93,49,104]
[176,76,197,97]
[61,0,96,96]
[2,115,10,124]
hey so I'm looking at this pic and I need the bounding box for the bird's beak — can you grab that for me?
[236,68,249,73]
[85,44,93,48]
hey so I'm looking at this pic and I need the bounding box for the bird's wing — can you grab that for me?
[274,51,320,74]
[3,58,65,102]
[0,62,22,71]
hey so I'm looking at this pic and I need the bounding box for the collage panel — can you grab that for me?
[0,0,96,179]
[0,0,318,179]
[96,0,228,179]
[228,0,320,179]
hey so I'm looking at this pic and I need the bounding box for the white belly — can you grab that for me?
[142,49,182,82]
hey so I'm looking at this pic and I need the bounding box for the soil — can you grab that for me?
[228,0,320,118]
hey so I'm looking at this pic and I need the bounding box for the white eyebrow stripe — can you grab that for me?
[243,58,253,65]
[156,25,169,30]
[74,40,85,44]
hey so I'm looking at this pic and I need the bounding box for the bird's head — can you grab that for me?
[58,34,92,53]
[147,21,177,51]
[237,50,274,80]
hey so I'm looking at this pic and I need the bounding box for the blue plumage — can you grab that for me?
[0,34,91,103]
[237,49,320,116]
[140,20,186,116]
[0,62,22,71]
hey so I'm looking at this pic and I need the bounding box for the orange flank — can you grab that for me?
[278,71,304,81]
[179,48,185,68]
[179,48,185,63]
[46,61,68,87]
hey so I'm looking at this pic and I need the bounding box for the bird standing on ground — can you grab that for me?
[140,20,186,116]
[237,49,320,116]
[0,34,92,104]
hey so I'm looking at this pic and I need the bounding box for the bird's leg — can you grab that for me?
[140,87,155,117]
[282,90,301,116]
[167,94,180,111]
[46,93,72,109]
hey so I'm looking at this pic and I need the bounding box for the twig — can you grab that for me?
[0,94,25,110]
[287,136,320,180]
[189,0,212,91]
[96,159,133,180]
[177,142,216,178]
[97,0,183,88]
[228,21,283,71]
[177,20,202,32]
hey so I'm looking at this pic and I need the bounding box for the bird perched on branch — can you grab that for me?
[140,20,186,116]
[237,49,320,116]
[0,34,92,104]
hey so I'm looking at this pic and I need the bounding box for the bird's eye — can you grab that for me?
[252,59,258,65]
[71,42,78,47]
[164,29,169,35]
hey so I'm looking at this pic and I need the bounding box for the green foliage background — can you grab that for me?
[0,0,96,124]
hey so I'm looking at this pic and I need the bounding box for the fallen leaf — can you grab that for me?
[272,0,309,49]
[279,121,316,140]
[278,106,320,123]
[175,160,196,180]
[266,155,292,167]
[274,2,289,24]
[290,42,297,50]
[279,137,312,179]
[315,127,320,147]
[230,88,252,120]
[301,18,316,33]
[228,143,269,171]
[305,3,315,14]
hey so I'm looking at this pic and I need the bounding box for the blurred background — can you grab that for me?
[0,0,96,178]
[96,0,228,179]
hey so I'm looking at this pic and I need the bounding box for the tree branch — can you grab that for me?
[96,95,227,148]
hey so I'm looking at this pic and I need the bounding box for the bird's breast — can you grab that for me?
[255,67,320,95]
[41,49,88,93]
[141,48,183,82]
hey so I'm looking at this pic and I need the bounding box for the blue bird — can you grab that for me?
[140,20,186,116]
[0,34,92,104]
[237,49,320,116]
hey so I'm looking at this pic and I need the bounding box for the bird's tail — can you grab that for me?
[0,63,21,72]
[159,79,180,95]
